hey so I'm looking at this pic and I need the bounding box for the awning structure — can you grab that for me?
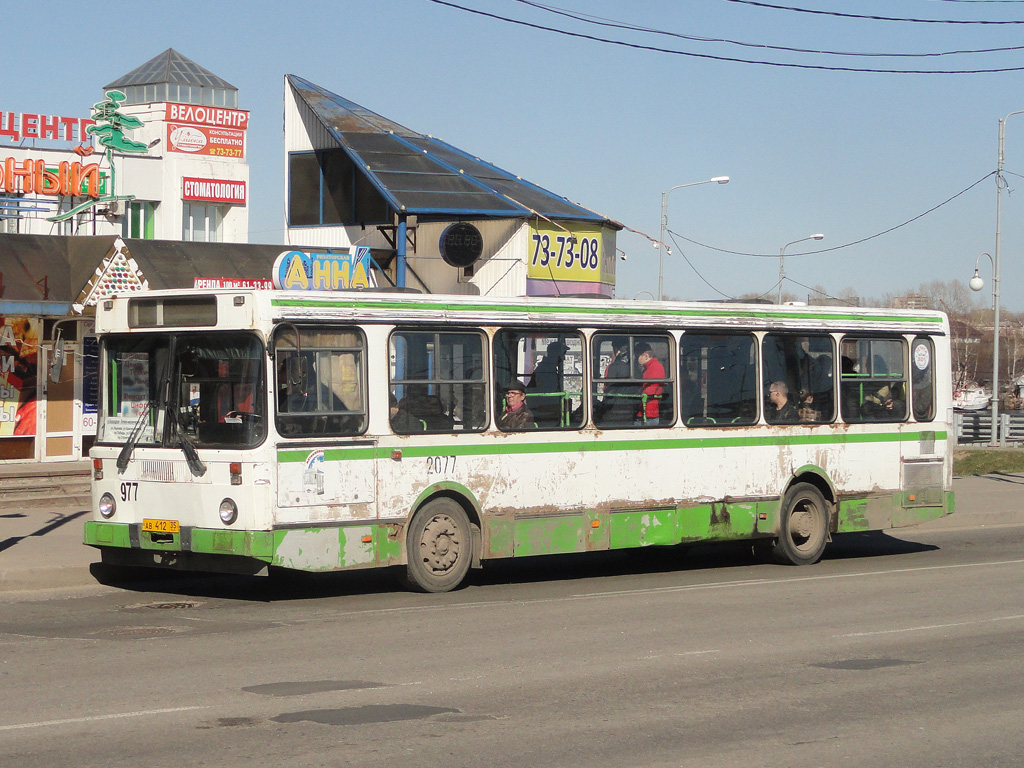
[0,233,97,316]
[0,300,72,316]
[287,75,617,227]
[111,238,285,290]
[0,233,295,314]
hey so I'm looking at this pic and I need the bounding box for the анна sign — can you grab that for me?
[183,177,246,204]
[273,246,376,290]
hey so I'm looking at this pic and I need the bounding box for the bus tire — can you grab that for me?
[403,499,473,593]
[770,483,829,566]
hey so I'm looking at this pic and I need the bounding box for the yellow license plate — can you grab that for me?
[142,518,180,534]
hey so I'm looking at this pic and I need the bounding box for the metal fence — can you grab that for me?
[954,410,1024,445]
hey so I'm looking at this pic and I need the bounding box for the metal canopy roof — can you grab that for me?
[106,48,237,90]
[0,234,286,307]
[287,75,615,226]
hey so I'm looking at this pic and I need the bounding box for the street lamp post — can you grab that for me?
[778,233,824,304]
[971,252,999,445]
[658,176,729,301]
[981,110,1024,445]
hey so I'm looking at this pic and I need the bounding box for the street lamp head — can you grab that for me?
[970,269,985,292]
[658,175,729,301]
[810,233,824,241]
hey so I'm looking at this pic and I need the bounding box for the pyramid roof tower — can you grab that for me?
[105,48,236,90]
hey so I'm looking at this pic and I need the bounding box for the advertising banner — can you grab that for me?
[167,123,245,158]
[194,278,273,289]
[272,246,377,291]
[165,102,248,159]
[0,111,96,144]
[0,317,39,437]
[82,335,98,436]
[526,222,607,284]
[183,177,246,204]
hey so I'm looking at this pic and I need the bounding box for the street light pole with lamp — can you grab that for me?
[658,175,729,301]
[970,252,1000,445]
[977,109,1024,445]
[778,233,824,304]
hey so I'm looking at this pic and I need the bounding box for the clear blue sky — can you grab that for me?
[7,0,1024,310]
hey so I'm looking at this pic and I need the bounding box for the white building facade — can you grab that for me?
[0,49,250,245]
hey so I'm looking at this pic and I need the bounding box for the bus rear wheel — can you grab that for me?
[769,483,829,566]
[403,499,472,593]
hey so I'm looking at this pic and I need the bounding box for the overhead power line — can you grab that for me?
[514,0,1024,58]
[430,0,1024,73]
[667,172,996,259]
[724,0,1024,23]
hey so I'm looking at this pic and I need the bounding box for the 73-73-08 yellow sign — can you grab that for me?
[526,223,605,283]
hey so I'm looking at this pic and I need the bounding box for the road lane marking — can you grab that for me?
[0,705,209,732]
[672,650,720,657]
[836,613,1024,638]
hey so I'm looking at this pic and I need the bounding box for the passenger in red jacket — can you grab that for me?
[633,343,664,426]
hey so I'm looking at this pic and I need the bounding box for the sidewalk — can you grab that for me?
[0,500,100,593]
[0,459,97,593]
[1,472,1022,595]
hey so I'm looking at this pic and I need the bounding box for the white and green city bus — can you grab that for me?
[85,289,953,592]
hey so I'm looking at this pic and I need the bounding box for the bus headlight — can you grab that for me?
[98,492,116,519]
[219,498,238,525]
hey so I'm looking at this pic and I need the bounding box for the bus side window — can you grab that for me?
[680,333,757,427]
[273,327,367,437]
[389,329,487,434]
[911,337,935,422]
[494,329,585,431]
[840,337,907,424]
[590,333,674,429]
[762,333,835,425]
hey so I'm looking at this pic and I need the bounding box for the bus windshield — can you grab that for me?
[97,331,266,449]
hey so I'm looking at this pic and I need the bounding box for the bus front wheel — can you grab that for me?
[403,499,473,593]
[769,483,829,566]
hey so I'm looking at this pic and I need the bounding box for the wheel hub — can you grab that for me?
[791,507,814,541]
[420,514,461,573]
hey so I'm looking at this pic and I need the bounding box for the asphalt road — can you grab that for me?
[1,508,1022,767]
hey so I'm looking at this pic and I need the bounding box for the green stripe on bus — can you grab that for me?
[277,430,947,463]
[270,297,942,324]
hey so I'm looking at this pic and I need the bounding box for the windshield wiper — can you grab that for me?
[177,431,207,477]
[116,401,153,474]
[163,398,207,478]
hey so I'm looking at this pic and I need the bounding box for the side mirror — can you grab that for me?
[48,337,65,384]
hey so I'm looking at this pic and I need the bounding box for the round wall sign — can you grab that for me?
[439,222,483,268]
